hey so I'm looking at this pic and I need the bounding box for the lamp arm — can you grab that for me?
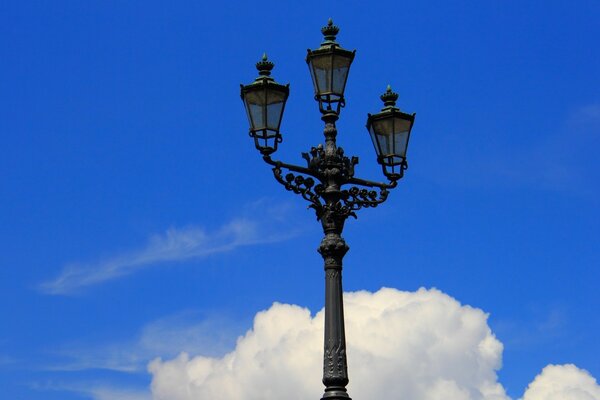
[347,176,398,190]
[262,155,318,178]
[263,155,324,213]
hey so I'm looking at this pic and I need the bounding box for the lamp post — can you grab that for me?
[241,19,416,400]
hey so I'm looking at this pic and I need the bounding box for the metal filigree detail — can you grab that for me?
[319,236,348,269]
[272,166,323,213]
[341,186,390,211]
[302,145,359,182]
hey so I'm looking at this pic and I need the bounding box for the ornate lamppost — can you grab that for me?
[241,19,416,400]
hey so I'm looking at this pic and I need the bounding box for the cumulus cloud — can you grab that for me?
[522,364,600,400]
[148,288,509,400]
[40,288,599,400]
[39,201,300,295]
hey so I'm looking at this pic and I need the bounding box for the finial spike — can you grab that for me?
[321,18,340,44]
[255,53,274,77]
[380,85,399,109]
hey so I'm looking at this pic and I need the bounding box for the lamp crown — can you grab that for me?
[321,18,340,45]
[256,53,274,77]
[380,85,399,109]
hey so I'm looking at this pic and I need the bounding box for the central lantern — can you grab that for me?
[306,19,356,115]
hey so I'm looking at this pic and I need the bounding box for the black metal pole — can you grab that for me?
[258,112,399,400]
[317,114,351,400]
[319,217,350,399]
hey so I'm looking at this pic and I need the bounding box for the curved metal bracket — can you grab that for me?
[347,176,397,190]
[341,186,390,212]
[270,164,324,216]
[262,152,398,218]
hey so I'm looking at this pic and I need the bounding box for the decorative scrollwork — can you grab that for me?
[272,166,323,212]
[340,186,389,211]
[302,145,359,180]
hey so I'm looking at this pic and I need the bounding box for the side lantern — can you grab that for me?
[366,86,415,180]
[241,54,289,155]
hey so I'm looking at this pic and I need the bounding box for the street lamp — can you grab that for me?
[367,85,416,180]
[240,54,290,155]
[241,19,416,400]
[306,19,355,115]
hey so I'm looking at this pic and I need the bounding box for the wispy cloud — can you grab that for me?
[488,103,600,193]
[31,381,151,400]
[44,310,242,373]
[491,305,568,349]
[83,386,151,400]
[570,103,600,125]
[422,103,600,194]
[39,201,301,295]
[0,354,16,367]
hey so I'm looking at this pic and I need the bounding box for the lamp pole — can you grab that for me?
[241,19,416,400]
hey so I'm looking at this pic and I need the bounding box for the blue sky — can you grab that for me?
[1,1,599,399]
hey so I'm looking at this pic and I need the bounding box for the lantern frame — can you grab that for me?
[240,55,289,155]
[366,86,416,180]
[306,19,356,115]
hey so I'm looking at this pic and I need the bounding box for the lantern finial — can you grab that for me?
[321,18,340,44]
[380,85,399,110]
[256,53,274,77]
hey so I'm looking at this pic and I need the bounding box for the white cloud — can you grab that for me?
[522,364,600,400]
[39,201,300,295]
[148,288,509,400]
[38,288,600,400]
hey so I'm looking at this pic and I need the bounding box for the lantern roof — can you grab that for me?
[368,85,415,123]
[307,19,355,56]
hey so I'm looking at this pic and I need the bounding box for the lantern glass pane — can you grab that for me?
[372,118,394,156]
[308,63,317,93]
[368,124,379,155]
[243,89,266,130]
[392,116,412,157]
[332,54,351,94]
[309,53,332,94]
[266,89,286,131]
